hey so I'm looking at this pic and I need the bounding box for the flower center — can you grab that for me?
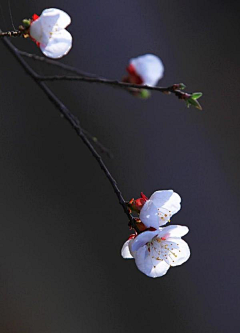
[157,207,172,223]
[147,237,180,264]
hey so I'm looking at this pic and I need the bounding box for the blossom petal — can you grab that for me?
[40,29,72,59]
[121,239,133,259]
[150,190,181,216]
[135,245,170,278]
[149,190,174,206]
[139,200,159,229]
[41,8,71,31]
[131,230,159,253]
[30,18,43,42]
[165,238,190,266]
[158,225,189,239]
[130,54,164,86]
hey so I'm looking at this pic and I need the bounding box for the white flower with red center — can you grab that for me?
[29,8,72,58]
[121,225,190,278]
[126,54,164,86]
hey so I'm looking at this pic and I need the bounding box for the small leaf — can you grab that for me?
[22,19,31,28]
[187,97,202,110]
[191,92,202,100]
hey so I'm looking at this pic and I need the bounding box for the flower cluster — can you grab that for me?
[122,190,190,278]
[21,10,191,278]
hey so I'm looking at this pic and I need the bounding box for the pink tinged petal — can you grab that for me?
[164,238,191,267]
[130,54,164,87]
[121,239,133,259]
[139,200,159,229]
[158,225,189,239]
[40,29,72,59]
[131,230,158,253]
[41,8,71,31]
[134,245,170,278]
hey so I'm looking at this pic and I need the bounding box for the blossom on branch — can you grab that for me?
[129,190,181,229]
[121,225,190,278]
[29,8,72,59]
[126,54,164,86]
[122,54,164,98]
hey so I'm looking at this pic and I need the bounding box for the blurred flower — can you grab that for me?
[121,225,190,278]
[30,8,72,58]
[126,54,164,86]
[136,190,181,229]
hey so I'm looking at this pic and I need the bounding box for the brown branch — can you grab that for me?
[1,36,138,232]
[82,129,113,159]
[37,75,188,102]
[19,49,99,78]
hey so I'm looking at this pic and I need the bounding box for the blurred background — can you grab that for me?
[0,0,239,332]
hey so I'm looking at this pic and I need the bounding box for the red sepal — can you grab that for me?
[30,14,40,47]
[126,64,144,85]
[126,63,136,75]
[134,192,148,211]
[128,234,136,240]
[140,192,148,201]
[148,227,157,231]
[32,14,39,22]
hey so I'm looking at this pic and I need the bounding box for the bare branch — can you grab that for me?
[1,36,138,232]
[19,49,99,78]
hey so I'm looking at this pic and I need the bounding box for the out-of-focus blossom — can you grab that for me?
[126,54,164,86]
[121,225,190,278]
[30,8,72,58]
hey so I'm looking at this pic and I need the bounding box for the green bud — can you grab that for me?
[179,83,186,90]
[138,89,151,99]
[22,19,31,28]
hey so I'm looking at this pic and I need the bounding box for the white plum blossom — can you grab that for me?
[127,54,164,86]
[30,8,72,59]
[121,225,190,278]
[139,190,181,229]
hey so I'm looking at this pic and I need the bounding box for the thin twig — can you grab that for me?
[82,129,113,159]
[19,49,99,78]
[0,31,112,158]
[1,36,138,231]
[37,74,186,98]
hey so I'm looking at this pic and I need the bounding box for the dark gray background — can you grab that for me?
[0,0,239,332]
